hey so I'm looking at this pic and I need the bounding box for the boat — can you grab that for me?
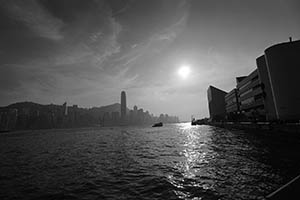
[191,115,208,125]
[191,117,197,125]
[0,130,10,133]
[152,122,163,127]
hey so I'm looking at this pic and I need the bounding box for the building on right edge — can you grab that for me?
[256,55,277,121]
[210,39,300,122]
[259,39,300,121]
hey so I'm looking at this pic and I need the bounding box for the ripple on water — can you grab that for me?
[1,124,300,200]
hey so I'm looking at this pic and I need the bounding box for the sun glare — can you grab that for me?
[178,66,191,79]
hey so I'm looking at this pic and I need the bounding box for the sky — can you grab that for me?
[0,0,299,121]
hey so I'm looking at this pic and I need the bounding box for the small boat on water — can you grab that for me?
[0,130,10,133]
[152,122,163,127]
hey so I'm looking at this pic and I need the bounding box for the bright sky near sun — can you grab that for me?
[0,0,300,121]
[178,66,191,79]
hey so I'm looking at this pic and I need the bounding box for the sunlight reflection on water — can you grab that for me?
[167,123,218,199]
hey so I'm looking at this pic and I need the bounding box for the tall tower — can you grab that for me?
[63,102,68,116]
[121,91,126,120]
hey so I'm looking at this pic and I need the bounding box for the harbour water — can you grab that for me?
[1,123,300,200]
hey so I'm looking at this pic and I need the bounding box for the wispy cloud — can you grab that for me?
[108,0,191,85]
[0,0,192,111]
[51,2,122,69]
[154,2,190,43]
[1,0,64,40]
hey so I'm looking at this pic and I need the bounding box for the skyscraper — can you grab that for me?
[121,91,126,120]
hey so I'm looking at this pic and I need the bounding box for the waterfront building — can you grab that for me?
[236,76,247,84]
[63,102,68,116]
[236,69,265,121]
[129,110,134,123]
[133,105,138,122]
[112,111,120,122]
[256,55,277,121]
[262,39,300,121]
[225,88,239,115]
[103,112,111,120]
[121,91,127,120]
[207,85,227,121]
[137,108,144,124]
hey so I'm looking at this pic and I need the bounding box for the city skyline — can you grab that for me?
[1,0,300,121]
[0,90,179,131]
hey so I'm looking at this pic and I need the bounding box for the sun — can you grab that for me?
[177,66,191,79]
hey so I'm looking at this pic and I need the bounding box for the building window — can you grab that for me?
[239,81,251,90]
[251,75,259,82]
[241,97,255,105]
[253,84,261,90]
[240,88,252,97]
[254,94,263,100]
[226,98,237,106]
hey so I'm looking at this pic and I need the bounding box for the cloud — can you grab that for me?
[154,3,190,43]
[111,0,132,17]
[50,1,122,69]
[0,0,192,109]
[47,0,191,91]
[90,17,122,66]
[1,0,64,40]
[108,1,191,84]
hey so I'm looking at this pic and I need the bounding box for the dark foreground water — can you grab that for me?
[1,123,300,200]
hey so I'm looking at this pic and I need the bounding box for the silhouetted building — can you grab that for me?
[0,108,17,131]
[63,102,68,116]
[129,110,134,123]
[208,39,300,122]
[103,112,111,120]
[138,108,144,123]
[256,55,277,121]
[262,39,300,120]
[112,111,120,122]
[0,93,180,130]
[121,91,127,120]
[207,85,227,121]
[225,88,239,114]
[237,69,265,121]
[236,76,247,83]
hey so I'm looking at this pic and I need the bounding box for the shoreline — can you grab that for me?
[195,121,300,135]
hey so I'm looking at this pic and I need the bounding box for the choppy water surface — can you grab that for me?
[1,123,300,200]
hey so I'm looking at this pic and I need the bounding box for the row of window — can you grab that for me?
[226,98,237,106]
[239,81,251,90]
[238,75,259,91]
[241,97,255,105]
[240,88,252,97]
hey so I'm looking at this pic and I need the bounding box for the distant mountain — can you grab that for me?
[3,101,130,114]
[91,103,130,114]
[6,101,44,109]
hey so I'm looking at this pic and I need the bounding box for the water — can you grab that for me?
[1,123,300,200]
